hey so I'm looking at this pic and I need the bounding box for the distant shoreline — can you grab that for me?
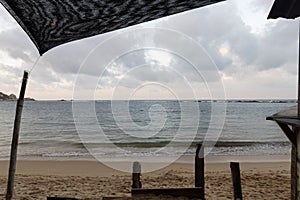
[1,99,297,103]
[0,91,35,101]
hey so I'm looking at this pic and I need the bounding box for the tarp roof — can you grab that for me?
[268,0,300,19]
[267,105,298,120]
[0,0,225,55]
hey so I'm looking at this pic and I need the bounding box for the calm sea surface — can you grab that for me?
[0,100,295,160]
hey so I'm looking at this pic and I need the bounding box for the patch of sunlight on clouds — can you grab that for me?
[106,63,124,77]
[219,47,229,56]
[56,78,73,88]
[144,50,172,67]
[234,0,271,33]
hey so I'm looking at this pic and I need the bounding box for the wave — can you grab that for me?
[71,140,291,149]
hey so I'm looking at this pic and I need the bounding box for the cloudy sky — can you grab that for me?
[0,0,298,100]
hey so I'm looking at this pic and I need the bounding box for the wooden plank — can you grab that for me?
[132,187,204,199]
[6,71,29,200]
[47,198,78,200]
[276,122,296,146]
[230,162,243,200]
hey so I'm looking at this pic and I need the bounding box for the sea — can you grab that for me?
[0,100,296,161]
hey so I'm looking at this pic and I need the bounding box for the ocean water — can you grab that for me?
[0,100,295,160]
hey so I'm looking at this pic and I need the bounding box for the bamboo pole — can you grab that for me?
[6,71,29,200]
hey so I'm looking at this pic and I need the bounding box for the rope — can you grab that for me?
[27,56,41,75]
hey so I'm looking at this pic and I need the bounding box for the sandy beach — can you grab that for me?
[0,155,291,200]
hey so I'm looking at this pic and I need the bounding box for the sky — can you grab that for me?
[0,0,299,100]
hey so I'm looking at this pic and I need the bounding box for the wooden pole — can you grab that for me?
[298,20,300,117]
[6,71,29,200]
[295,20,300,200]
[195,143,205,199]
[292,142,297,200]
[296,128,300,199]
[230,162,243,200]
[132,161,142,189]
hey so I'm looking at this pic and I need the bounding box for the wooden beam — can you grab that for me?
[47,198,78,200]
[275,118,300,127]
[292,143,297,200]
[195,143,204,189]
[132,188,204,199]
[297,127,300,199]
[296,18,300,200]
[132,161,141,189]
[6,71,28,200]
[230,162,243,200]
[276,122,296,146]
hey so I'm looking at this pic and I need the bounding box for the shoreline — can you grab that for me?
[0,154,291,176]
[0,153,290,162]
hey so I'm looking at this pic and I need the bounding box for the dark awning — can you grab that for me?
[0,0,225,55]
[266,105,299,145]
[267,105,298,120]
[268,0,300,19]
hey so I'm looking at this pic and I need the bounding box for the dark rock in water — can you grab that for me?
[236,100,260,103]
[269,100,288,103]
[25,97,35,101]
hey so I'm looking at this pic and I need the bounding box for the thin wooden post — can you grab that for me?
[292,143,297,200]
[6,71,29,200]
[195,144,205,199]
[132,161,141,189]
[296,127,300,199]
[296,21,300,200]
[230,162,243,200]
[291,126,297,200]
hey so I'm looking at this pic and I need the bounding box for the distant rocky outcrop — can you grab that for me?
[9,94,17,100]
[25,97,35,101]
[0,92,35,101]
[0,92,17,101]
